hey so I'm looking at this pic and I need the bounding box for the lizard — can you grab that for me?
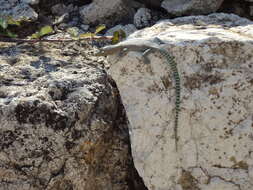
[96,37,181,151]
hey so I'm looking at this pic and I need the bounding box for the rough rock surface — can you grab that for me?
[134,8,152,28]
[0,41,143,190]
[161,0,224,16]
[107,13,253,190]
[0,0,38,21]
[79,0,133,26]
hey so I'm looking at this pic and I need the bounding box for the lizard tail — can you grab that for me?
[159,48,181,151]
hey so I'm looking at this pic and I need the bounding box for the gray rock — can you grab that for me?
[51,3,68,16]
[80,24,90,31]
[51,3,76,16]
[0,0,38,21]
[79,0,133,26]
[66,4,75,13]
[162,0,224,16]
[134,8,152,28]
[0,42,136,190]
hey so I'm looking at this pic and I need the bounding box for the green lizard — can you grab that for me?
[96,38,181,151]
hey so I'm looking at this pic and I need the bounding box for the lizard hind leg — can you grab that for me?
[142,48,153,64]
[141,37,166,64]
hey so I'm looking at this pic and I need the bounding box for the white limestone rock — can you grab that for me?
[107,13,253,190]
[161,0,224,16]
[0,0,38,21]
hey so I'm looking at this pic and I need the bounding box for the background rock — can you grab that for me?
[161,0,224,16]
[107,13,253,190]
[51,4,69,16]
[0,0,38,21]
[134,8,152,28]
[79,0,133,26]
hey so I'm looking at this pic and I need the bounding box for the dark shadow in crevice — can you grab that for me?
[217,0,252,19]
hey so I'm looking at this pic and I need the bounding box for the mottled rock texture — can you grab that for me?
[106,13,253,190]
[79,0,133,26]
[161,0,224,16]
[0,0,38,20]
[134,8,152,28]
[0,42,144,190]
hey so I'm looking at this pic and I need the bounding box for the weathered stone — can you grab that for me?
[134,8,152,28]
[80,24,90,31]
[0,0,38,21]
[161,0,224,16]
[51,4,68,16]
[79,0,133,26]
[0,42,141,190]
[107,13,253,190]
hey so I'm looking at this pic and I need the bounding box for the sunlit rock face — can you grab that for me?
[107,13,253,190]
